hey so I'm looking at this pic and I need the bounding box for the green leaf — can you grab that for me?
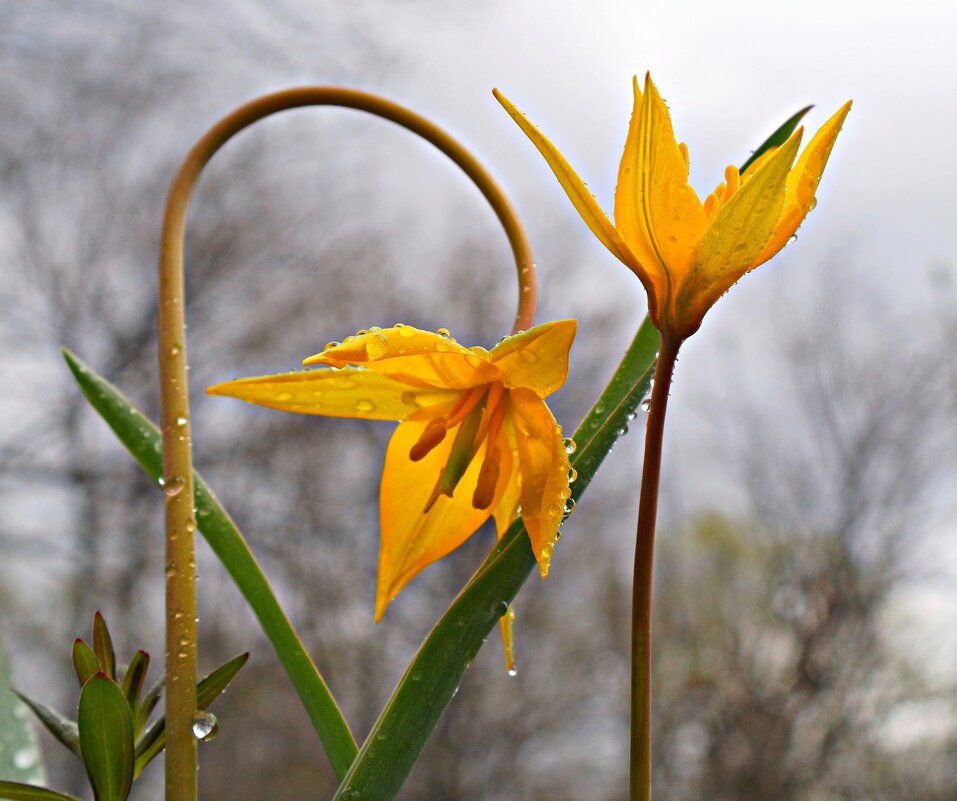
[740,105,813,174]
[133,678,162,738]
[0,782,84,801]
[133,653,249,777]
[120,651,149,712]
[71,641,98,688]
[0,634,46,784]
[331,317,660,801]
[78,674,134,801]
[91,614,115,680]
[63,348,358,780]
[9,693,79,759]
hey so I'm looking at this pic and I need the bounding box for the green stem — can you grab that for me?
[156,87,538,800]
[630,333,681,801]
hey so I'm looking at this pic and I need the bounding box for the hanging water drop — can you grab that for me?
[567,466,578,484]
[192,710,219,741]
[563,498,576,516]
[507,668,518,677]
[563,437,577,455]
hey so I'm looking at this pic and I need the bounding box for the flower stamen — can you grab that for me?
[408,417,448,461]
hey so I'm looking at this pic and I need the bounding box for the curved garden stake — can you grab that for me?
[156,87,537,801]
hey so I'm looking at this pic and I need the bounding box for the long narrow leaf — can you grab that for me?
[740,105,813,174]
[0,783,83,801]
[331,316,659,800]
[62,348,358,779]
[9,693,80,759]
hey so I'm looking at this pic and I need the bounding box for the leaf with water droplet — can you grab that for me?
[328,318,658,801]
[61,348,361,780]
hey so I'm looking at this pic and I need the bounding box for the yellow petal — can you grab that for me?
[493,89,645,275]
[614,75,669,297]
[206,368,435,420]
[376,415,507,620]
[489,319,577,397]
[628,74,708,287]
[507,388,570,577]
[491,426,521,537]
[677,128,803,334]
[306,326,500,390]
[756,100,852,265]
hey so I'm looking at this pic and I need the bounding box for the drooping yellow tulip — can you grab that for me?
[496,74,851,339]
[207,320,576,624]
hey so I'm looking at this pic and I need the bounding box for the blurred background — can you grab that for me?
[1,1,955,799]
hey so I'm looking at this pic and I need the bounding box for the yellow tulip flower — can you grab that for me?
[208,320,576,622]
[496,74,851,339]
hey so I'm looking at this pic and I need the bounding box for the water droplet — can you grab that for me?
[518,349,538,363]
[169,344,182,357]
[175,416,188,427]
[276,392,293,401]
[615,424,629,437]
[411,670,423,682]
[13,748,35,769]
[507,668,518,677]
[547,503,561,518]
[437,328,451,338]
[788,234,798,244]
[640,398,651,412]
[192,710,219,741]
[594,403,605,415]
[356,329,368,336]
[626,410,638,422]
[157,476,166,487]
[368,326,382,333]
[436,340,450,352]
[323,341,340,351]
[354,399,375,412]
[563,438,577,454]
[563,499,576,516]
[490,599,509,618]
[567,467,578,484]
[397,325,415,338]
[163,476,186,497]
[185,520,196,534]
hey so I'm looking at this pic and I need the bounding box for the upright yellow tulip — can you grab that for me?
[496,74,851,339]
[208,320,576,623]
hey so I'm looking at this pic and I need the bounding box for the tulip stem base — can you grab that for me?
[630,333,681,801]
